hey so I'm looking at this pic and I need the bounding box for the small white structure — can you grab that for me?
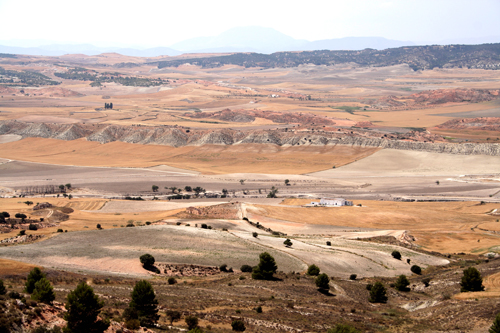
[309,198,353,207]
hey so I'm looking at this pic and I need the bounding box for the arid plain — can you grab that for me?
[1,52,500,332]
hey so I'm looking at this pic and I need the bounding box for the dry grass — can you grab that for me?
[0,258,38,275]
[258,200,500,254]
[0,138,379,174]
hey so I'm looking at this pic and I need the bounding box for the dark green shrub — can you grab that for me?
[0,280,5,295]
[139,254,155,268]
[18,230,26,236]
[168,277,177,285]
[394,275,410,292]
[326,241,331,246]
[489,313,500,333]
[349,274,357,280]
[8,291,21,299]
[422,278,431,287]
[57,229,63,233]
[252,232,258,238]
[283,238,292,247]
[125,319,140,330]
[185,315,198,330]
[96,224,102,229]
[327,323,359,333]
[391,251,401,260]
[231,319,246,331]
[411,265,422,275]
[165,309,181,325]
[366,283,373,291]
[240,265,253,273]
[315,273,330,290]
[307,264,320,276]
[256,306,262,313]
[29,224,38,231]
[219,264,228,272]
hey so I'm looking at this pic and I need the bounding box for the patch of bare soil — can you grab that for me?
[153,263,221,277]
[435,117,500,131]
[173,203,240,219]
[374,88,500,110]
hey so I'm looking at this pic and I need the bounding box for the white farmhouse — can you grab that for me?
[309,198,353,207]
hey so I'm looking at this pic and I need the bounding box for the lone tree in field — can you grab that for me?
[411,265,422,275]
[25,267,45,294]
[284,179,290,186]
[460,267,485,292]
[185,315,199,330]
[65,183,71,190]
[394,275,410,292]
[369,281,388,303]
[165,309,181,325]
[315,273,330,291]
[490,313,500,333]
[129,280,159,327]
[152,185,159,192]
[64,282,109,333]
[252,252,277,280]
[32,277,55,304]
[140,254,155,268]
[283,238,293,247]
[239,179,245,185]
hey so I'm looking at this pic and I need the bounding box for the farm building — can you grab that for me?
[309,198,353,207]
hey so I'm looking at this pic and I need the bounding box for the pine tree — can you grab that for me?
[369,281,388,303]
[32,277,55,304]
[315,273,330,290]
[252,252,278,280]
[394,275,410,291]
[25,267,45,293]
[64,282,109,333]
[490,313,500,333]
[129,280,159,327]
[460,267,484,292]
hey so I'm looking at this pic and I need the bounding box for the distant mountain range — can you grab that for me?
[0,26,416,57]
[1,26,498,57]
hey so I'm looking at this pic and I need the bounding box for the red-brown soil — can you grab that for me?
[435,117,500,131]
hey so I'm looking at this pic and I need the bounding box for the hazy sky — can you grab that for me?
[0,0,499,47]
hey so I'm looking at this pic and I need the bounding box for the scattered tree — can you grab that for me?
[391,251,401,260]
[252,252,277,280]
[422,277,431,287]
[239,179,245,185]
[219,264,228,272]
[152,185,159,192]
[64,282,109,333]
[394,275,410,292]
[315,273,330,290]
[15,213,27,222]
[29,223,38,231]
[284,179,290,186]
[460,267,484,292]
[184,186,192,192]
[185,315,199,330]
[129,280,159,327]
[32,277,55,304]
[96,224,102,230]
[489,313,500,333]
[168,277,177,285]
[326,241,331,246]
[25,267,46,293]
[411,265,422,275]
[283,238,293,247]
[139,254,155,268]
[307,264,320,276]
[369,282,388,303]
[349,274,357,280]
[252,232,258,238]
[231,319,246,331]
[65,184,71,190]
[267,186,278,198]
[24,201,34,206]
[165,309,181,326]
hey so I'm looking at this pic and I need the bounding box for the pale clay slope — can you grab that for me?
[309,149,500,178]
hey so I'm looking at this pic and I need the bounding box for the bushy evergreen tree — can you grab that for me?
[460,267,484,292]
[129,280,159,327]
[490,313,500,333]
[252,252,277,280]
[307,264,320,276]
[369,282,388,303]
[64,282,109,333]
[25,267,45,294]
[32,277,55,304]
[315,273,330,290]
[394,275,410,292]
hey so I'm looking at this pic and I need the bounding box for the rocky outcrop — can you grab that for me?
[1,120,499,156]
